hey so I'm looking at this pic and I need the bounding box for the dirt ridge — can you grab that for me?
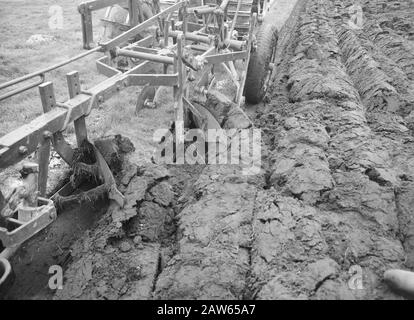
[46,0,414,300]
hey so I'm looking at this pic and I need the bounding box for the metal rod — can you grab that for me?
[78,0,128,12]
[0,74,45,101]
[169,30,212,44]
[182,1,188,36]
[201,46,216,57]
[116,48,174,64]
[236,13,256,105]
[37,83,54,197]
[221,62,240,89]
[0,47,101,92]
[126,74,179,86]
[175,34,185,149]
[190,5,212,14]
[164,19,170,48]
[193,6,216,16]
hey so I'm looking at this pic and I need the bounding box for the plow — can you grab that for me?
[2,0,414,302]
[0,0,278,296]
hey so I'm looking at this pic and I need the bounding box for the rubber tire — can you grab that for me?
[245,22,278,104]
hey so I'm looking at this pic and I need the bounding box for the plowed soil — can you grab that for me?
[5,0,414,300]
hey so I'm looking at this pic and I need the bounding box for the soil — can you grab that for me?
[4,200,107,300]
[3,0,414,300]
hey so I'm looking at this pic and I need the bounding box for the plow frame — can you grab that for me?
[0,0,259,253]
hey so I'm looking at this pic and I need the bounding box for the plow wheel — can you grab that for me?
[245,22,278,104]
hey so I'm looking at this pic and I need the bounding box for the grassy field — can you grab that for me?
[0,0,104,135]
[0,0,176,191]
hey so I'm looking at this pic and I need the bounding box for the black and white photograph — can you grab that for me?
[1,0,414,306]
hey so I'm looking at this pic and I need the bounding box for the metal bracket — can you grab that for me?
[0,197,57,247]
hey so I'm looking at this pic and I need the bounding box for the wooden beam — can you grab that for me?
[37,82,54,197]
[80,6,93,49]
[0,102,86,169]
[67,71,88,146]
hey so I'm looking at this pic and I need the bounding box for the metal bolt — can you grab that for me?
[18,146,28,155]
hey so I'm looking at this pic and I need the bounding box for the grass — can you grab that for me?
[0,0,109,136]
[0,0,176,152]
[0,0,176,192]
